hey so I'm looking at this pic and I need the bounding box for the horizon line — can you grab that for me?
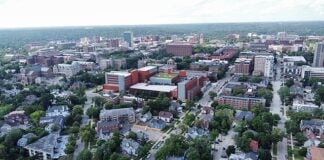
[1,20,324,30]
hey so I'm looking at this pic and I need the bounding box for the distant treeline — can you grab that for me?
[1,21,324,48]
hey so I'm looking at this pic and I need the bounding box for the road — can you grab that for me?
[213,127,236,160]
[270,63,288,160]
[73,88,101,159]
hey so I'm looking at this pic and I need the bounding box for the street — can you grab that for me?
[270,63,288,160]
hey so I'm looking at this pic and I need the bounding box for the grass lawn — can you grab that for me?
[288,148,304,160]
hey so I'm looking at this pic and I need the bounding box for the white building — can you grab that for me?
[253,55,274,77]
[53,63,81,77]
[283,56,306,76]
[46,105,70,117]
[301,65,324,80]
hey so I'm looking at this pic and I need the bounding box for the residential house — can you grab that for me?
[149,119,166,129]
[96,121,119,135]
[306,147,324,160]
[4,111,29,126]
[99,108,135,123]
[39,116,64,132]
[140,111,152,122]
[46,105,70,117]
[24,133,68,160]
[121,138,140,156]
[169,101,183,113]
[17,133,37,147]
[249,140,259,152]
[235,111,254,121]
[159,111,173,123]
[300,119,324,138]
[186,126,209,140]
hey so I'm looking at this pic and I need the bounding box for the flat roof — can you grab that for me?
[154,73,177,79]
[283,56,306,62]
[107,71,131,77]
[138,66,157,71]
[130,83,177,92]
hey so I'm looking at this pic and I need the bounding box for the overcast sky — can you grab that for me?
[0,0,323,28]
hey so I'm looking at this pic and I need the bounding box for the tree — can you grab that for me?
[298,147,307,157]
[183,113,195,126]
[93,96,107,108]
[86,107,100,119]
[187,137,212,160]
[80,124,96,148]
[72,105,84,116]
[156,135,189,160]
[126,131,137,141]
[226,145,236,156]
[295,132,307,146]
[271,127,284,144]
[278,86,290,105]
[77,149,92,160]
[285,78,294,87]
[208,91,217,99]
[30,110,45,124]
[315,86,324,105]
[256,88,273,107]
[258,149,272,160]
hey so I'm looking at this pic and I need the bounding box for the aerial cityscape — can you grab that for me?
[1,0,324,160]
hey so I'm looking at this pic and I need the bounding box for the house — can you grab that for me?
[169,101,183,113]
[186,126,209,140]
[4,111,29,125]
[306,147,324,160]
[24,133,68,160]
[99,108,135,123]
[17,133,37,147]
[300,119,324,138]
[149,119,166,129]
[136,131,149,141]
[140,111,152,122]
[290,84,304,97]
[96,121,119,135]
[249,140,259,152]
[201,106,214,115]
[46,105,70,117]
[159,111,173,123]
[235,111,254,121]
[121,138,140,156]
[39,116,64,132]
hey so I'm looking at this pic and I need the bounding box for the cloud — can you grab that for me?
[0,0,323,28]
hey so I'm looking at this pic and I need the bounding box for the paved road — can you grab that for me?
[213,127,236,160]
[270,64,288,160]
[73,88,100,159]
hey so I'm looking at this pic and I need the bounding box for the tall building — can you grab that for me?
[166,43,193,56]
[123,31,134,47]
[301,65,324,80]
[253,55,274,77]
[103,71,133,92]
[234,58,253,75]
[313,43,324,67]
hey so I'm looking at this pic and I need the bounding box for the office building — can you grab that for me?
[166,43,193,56]
[253,55,274,77]
[313,43,324,67]
[99,58,127,70]
[123,31,134,47]
[250,42,268,52]
[283,56,306,76]
[103,71,132,92]
[301,65,324,80]
[130,83,178,98]
[53,62,81,77]
[178,77,202,101]
[234,58,253,75]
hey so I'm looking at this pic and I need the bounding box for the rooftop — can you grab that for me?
[130,83,177,92]
[283,56,306,62]
[154,73,177,79]
[138,66,157,71]
[107,71,131,77]
[310,147,324,160]
[24,133,57,154]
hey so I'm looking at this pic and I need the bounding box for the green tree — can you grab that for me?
[30,110,45,124]
[258,149,272,160]
[226,145,236,156]
[80,124,96,148]
[126,131,137,141]
[183,113,195,126]
[77,149,92,160]
[86,107,100,119]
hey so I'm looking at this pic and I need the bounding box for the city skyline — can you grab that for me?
[0,0,324,28]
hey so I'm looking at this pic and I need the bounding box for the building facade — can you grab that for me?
[253,55,274,77]
[217,96,266,110]
[123,31,134,47]
[166,43,193,56]
[313,42,324,67]
[234,58,253,75]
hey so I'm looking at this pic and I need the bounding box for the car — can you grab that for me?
[215,141,219,144]
[146,154,151,158]
[223,147,225,150]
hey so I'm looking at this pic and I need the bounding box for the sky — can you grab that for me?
[0,0,324,28]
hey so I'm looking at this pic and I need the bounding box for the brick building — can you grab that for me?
[217,96,266,110]
[166,43,193,56]
[234,58,253,75]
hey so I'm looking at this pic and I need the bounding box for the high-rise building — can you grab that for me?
[234,58,253,75]
[166,43,193,56]
[253,55,274,77]
[123,31,133,47]
[313,43,324,67]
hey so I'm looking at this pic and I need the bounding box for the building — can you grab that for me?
[121,139,139,156]
[253,55,274,77]
[283,56,306,76]
[46,105,70,117]
[4,111,29,126]
[99,108,135,123]
[302,65,324,80]
[250,42,268,52]
[217,96,266,110]
[39,116,64,132]
[149,119,166,129]
[96,121,119,135]
[99,58,126,70]
[158,111,173,123]
[166,43,193,56]
[107,38,120,48]
[72,61,95,70]
[234,58,253,75]
[212,46,237,60]
[249,140,259,152]
[53,62,81,77]
[130,83,178,98]
[313,43,324,67]
[178,77,201,101]
[123,31,134,47]
[24,134,68,160]
[17,133,37,147]
[27,54,64,67]
[103,71,132,92]
[149,73,178,85]
[306,147,324,160]
[300,119,324,137]
[137,66,158,82]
